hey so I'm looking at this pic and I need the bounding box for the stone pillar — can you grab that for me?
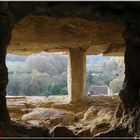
[0,3,13,123]
[67,48,86,103]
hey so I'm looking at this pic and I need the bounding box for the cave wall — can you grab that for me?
[0,3,12,123]
[8,15,125,55]
[114,19,140,137]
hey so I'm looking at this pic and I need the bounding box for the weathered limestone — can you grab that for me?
[8,15,124,56]
[68,48,86,103]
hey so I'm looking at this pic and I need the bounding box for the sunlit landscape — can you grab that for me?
[6,52,124,96]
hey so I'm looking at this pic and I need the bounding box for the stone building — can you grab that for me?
[88,85,111,96]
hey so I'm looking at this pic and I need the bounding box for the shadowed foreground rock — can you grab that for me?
[50,124,75,137]
[76,128,91,137]
[0,121,51,137]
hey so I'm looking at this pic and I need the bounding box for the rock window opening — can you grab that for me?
[86,54,125,96]
[6,52,68,97]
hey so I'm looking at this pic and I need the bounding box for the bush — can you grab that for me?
[41,83,68,96]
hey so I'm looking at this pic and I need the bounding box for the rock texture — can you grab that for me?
[21,108,75,126]
[3,2,135,55]
[8,16,125,56]
[6,95,119,137]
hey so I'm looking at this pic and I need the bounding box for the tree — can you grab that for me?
[86,71,93,90]
[109,77,124,94]
[41,82,68,96]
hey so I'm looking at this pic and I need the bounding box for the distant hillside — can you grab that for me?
[6,52,124,96]
[6,53,111,64]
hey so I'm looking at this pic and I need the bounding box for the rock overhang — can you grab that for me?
[6,2,140,56]
[7,15,125,56]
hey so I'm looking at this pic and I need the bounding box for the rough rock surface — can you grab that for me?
[76,128,91,137]
[9,16,125,56]
[90,123,111,136]
[83,106,115,124]
[7,95,119,137]
[6,2,131,56]
[21,107,75,126]
[11,121,50,137]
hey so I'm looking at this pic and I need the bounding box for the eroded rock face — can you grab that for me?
[21,107,75,127]
[83,106,115,124]
[5,2,139,56]
[6,96,119,137]
[5,94,139,137]
[8,16,125,56]
[90,123,111,136]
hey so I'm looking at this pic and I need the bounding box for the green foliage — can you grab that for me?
[6,53,124,96]
[86,56,125,94]
[41,90,52,96]
[87,71,93,85]
[25,53,67,76]
[41,83,68,96]
[59,87,68,95]
[7,53,68,96]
